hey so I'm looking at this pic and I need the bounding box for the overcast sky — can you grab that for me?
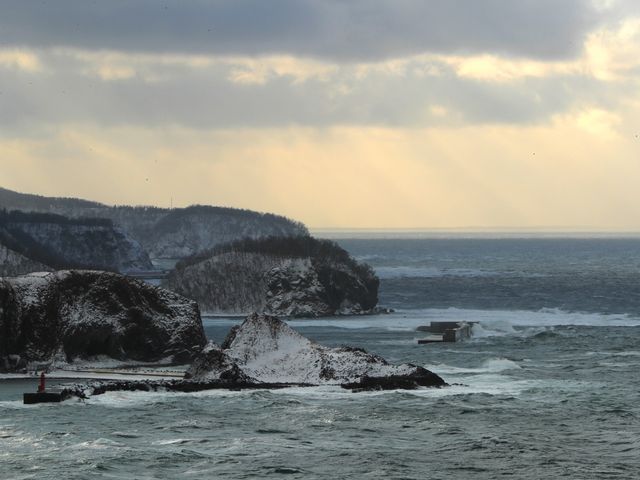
[2,0,640,228]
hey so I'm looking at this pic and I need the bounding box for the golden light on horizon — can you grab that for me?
[2,4,640,230]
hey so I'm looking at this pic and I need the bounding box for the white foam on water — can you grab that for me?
[203,307,640,334]
[374,266,496,279]
[70,438,125,450]
[152,438,193,446]
[426,357,522,375]
[585,350,640,357]
[608,351,640,356]
[284,308,640,334]
[85,388,246,407]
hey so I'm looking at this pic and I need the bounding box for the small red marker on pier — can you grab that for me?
[24,371,62,404]
[38,372,46,393]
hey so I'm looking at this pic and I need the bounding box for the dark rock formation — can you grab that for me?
[60,378,314,401]
[165,236,379,316]
[186,313,445,388]
[0,271,206,372]
[340,368,447,392]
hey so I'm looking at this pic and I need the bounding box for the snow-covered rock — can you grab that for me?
[187,313,445,388]
[264,258,333,316]
[0,271,206,372]
[165,236,379,316]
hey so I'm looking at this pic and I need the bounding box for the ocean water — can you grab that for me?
[2,236,640,479]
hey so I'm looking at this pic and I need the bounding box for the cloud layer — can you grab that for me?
[2,0,640,228]
[1,0,598,61]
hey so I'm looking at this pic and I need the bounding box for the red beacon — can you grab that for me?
[38,372,46,393]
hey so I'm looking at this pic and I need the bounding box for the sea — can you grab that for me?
[2,233,640,479]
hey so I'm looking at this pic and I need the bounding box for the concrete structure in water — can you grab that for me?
[417,321,476,344]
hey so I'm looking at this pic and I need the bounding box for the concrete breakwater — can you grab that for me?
[417,321,476,343]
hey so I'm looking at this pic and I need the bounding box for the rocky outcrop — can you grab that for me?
[0,210,152,272]
[0,187,308,259]
[0,271,206,372]
[186,313,446,389]
[165,236,379,316]
[0,244,52,277]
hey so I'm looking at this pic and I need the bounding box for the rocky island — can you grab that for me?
[0,270,206,372]
[187,313,445,389]
[59,313,446,399]
[165,236,380,316]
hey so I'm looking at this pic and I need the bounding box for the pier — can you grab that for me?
[23,373,65,404]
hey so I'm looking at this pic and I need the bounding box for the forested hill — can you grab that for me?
[165,235,379,316]
[0,187,102,212]
[0,187,308,259]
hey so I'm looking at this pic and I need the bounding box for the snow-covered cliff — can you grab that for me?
[0,271,206,372]
[165,236,379,316]
[187,313,445,388]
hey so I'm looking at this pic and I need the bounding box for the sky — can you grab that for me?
[1,0,640,229]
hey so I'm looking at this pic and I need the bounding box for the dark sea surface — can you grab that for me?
[2,236,640,479]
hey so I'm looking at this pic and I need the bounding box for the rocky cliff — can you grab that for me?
[0,271,207,372]
[0,210,152,272]
[165,236,379,316]
[186,313,445,389]
[0,187,308,259]
[0,244,52,277]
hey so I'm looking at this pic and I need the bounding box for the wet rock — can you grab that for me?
[340,367,447,391]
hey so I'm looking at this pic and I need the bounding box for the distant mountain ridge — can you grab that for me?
[0,187,308,259]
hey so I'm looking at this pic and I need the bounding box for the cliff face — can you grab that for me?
[0,188,308,259]
[165,237,379,316]
[187,314,446,388]
[0,244,52,277]
[0,271,207,372]
[1,220,152,272]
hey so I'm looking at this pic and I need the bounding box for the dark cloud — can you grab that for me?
[0,51,617,134]
[0,0,600,61]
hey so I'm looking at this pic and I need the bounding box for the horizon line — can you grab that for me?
[310,226,640,233]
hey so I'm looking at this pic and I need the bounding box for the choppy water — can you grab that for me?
[2,237,640,479]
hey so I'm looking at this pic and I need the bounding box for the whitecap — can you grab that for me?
[426,357,522,375]
[375,266,497,279]
[70,438,124,450]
